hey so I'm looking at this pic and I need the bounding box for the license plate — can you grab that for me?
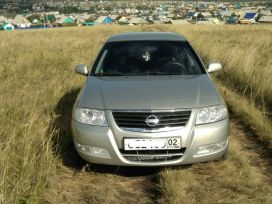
[124,138,181,150]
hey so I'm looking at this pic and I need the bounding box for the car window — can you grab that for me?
[92,41,204,76]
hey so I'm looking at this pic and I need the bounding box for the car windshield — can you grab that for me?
[92,41,204,76]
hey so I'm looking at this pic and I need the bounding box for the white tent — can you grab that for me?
[201,12,212,18]
[129,17,149,25]
[258,16,272,23]
[260,10,272,16]
[11,15,31,28]
[170,20,189,25]
[4,23,15,31]
[56,16,68,24]
[32,19,40,24]
[118,16,129,23]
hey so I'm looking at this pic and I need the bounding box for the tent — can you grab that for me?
[234,3,242,9]
[83,21,95,26]
[47,15,56,23]
[170,20,189,25]
[4,23,15,31]
[258,16,272,24]
[129,17,149,25]
[118,16,129,24]
[11,15,31,28]
[57,16,75,25]
[32,19,41,24]
[63,17,75,24]
[244,13,257,20]
[227,16,238,24]
[95,16,113,24]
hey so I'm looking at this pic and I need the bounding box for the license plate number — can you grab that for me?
[124,138,181,150]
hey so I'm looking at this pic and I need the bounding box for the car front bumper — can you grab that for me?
[72,111,229,166]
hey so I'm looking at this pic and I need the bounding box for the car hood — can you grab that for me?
[79,75,219,110]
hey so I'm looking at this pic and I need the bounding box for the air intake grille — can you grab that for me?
[112,110,191,131]
[120,148,186,162]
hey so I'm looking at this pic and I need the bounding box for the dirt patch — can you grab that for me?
[230,119,272,184]
[47,165,160,204]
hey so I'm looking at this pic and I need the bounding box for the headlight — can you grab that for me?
[75,108,108,126]
[196,105,228,125]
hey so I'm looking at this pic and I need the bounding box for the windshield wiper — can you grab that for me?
[93,72,124,76]
[142,72,180,76]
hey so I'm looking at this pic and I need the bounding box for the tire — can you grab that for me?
[222,149,228,160]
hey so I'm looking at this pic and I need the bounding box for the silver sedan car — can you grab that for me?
[72,32,229,166]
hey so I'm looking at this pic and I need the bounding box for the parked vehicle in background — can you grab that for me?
[72,32,229,166]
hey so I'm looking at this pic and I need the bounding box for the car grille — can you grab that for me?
[112,110,191,131]
[120,148,186,162]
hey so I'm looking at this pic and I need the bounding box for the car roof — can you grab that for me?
[107,32,187,43]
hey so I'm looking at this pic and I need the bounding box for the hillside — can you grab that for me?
[0,25,272,203]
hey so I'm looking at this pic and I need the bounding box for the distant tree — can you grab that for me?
[4,10,17,18]
[104,6,114,12]
[27,14,41,23]
[40,15,56,23]
[136,5,148,11]
[60,6,79,14]
[88,6,96,13]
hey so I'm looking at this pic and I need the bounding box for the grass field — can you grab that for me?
[0,25,272,203]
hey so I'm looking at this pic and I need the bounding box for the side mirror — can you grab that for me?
[207,63,222,73]
[75,64,88,76]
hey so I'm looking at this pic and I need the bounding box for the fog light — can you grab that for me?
[194,140,227,157]
[75,143,111,159]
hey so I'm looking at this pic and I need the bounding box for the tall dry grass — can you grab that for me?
[1,24,272,203]
[0,26,141,203]
[172,25,272,113]
[156,25,272,204]
[159,135,272,204]
[177,25,272,144]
